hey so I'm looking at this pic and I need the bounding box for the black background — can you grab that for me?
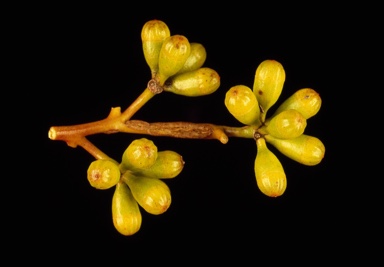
[20,3,366,264]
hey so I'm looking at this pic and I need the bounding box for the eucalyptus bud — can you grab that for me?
[265,134,325,166]
[157,35,191,85]
[163,67,220,97]
[253,59,285,120]
[225,85,261,125]
[112,181,142,236]
[254,138,287,197]
[141,19,171,77]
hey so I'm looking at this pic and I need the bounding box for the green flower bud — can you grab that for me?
[87,159,121,190]
[141,19,171,77]
[133,150,185,179]
[163,67,220,97]
[121,138,158,173]
[157,35,191,85]
[177,42,206,74]
[123,172,171,215]
[112,181,142,236]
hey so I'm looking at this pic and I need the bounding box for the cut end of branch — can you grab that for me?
[48,127,78,147]
[48,127,57,140]
[107,107,122,119]
[66,141,78,148]
[219,135,229,144]
[212,128,229,144]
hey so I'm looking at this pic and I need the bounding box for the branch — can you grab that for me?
[122,120,256,143]
[48,86,258,158]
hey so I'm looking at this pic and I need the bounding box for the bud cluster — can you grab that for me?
[87,138,184,235]
[141,19,220,96]
[224,60,325,197]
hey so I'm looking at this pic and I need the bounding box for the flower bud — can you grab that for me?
[157,35,191,85]
[253,59,285,120]
[265,134,325,166]
[112,181,142,236]
[87,159,120,190]
[141,19,171,77]
[124,172,171,215]
[120,138,158,173]
[177,42,206,74]
[225,85,261,125]
[272,88,322,119]
[163,67,220,97]
[133,150,185,179]
[254,138,287,197]
[264,109,307,139]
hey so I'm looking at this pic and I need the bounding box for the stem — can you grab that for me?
[120,87,156,121]
[222,125,257,139]
[77,136,112,160]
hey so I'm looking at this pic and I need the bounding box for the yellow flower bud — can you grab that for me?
[133,150,185,179]
[87,159,120,190]
[264,109,307,139]
[272,88,322,119]
[253,59,285,120]
[124,173,171,215]
[163,67,220,97]
[120,138,158,173]
[141,19,171,77]
[224,85,261,125]
[265,134,325,166]
[112,181,142,236]
[157,35,191,85]
[177,42,206,74]
[254,138,287,197]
